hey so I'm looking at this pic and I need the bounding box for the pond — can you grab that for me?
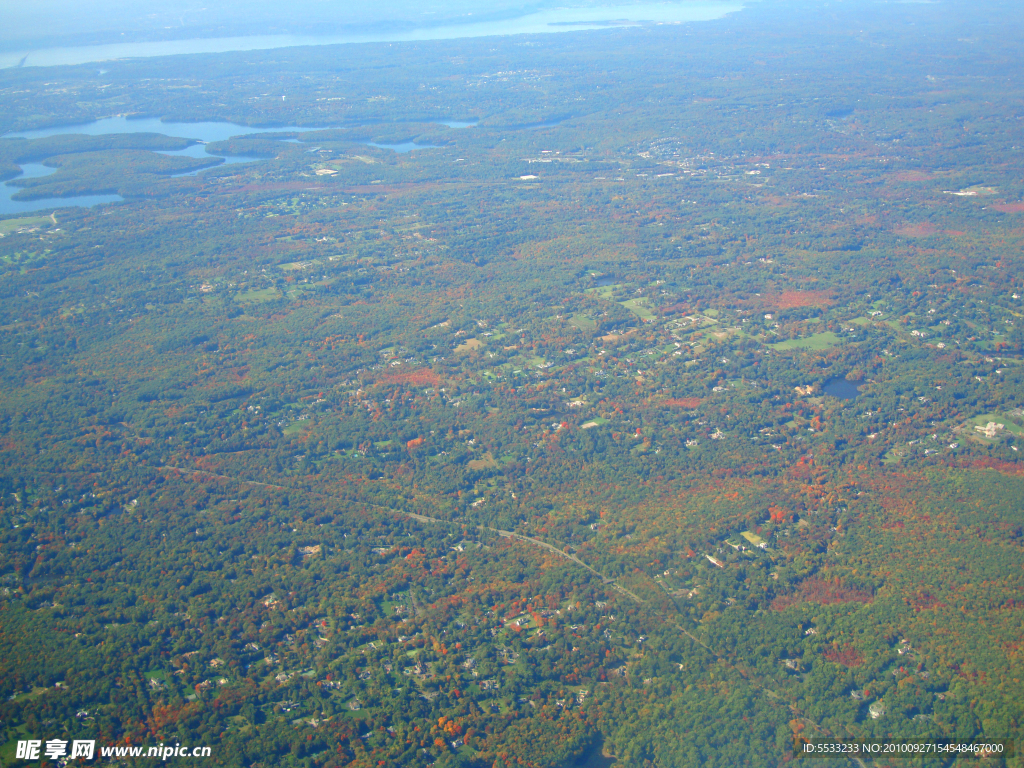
[567,737,617,768]
[823,377,862,400]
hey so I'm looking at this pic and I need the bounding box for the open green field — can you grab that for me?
[235,287,282,303]
[568,314,597,331]
[0,249,49,267]
[620,298,656,321]
[585,284,623,299]
[0,725,30,765]
[0,215,52,236]
[771,331,841,351]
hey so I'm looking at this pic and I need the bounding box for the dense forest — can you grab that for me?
[1,0,1023,766]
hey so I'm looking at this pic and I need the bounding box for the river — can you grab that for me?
[0,2,743,69]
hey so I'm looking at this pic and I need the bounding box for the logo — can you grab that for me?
[17,740,95,760]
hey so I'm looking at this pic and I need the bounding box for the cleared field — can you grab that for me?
[235,287,283,303]
[0,215,52,236]
[467,451,498,470]
[585,284,623,299]
[568,314,597,331]
[0,249,49,266]
[279,259,321,271]
[772,331,841,351]
[620,298,655,321]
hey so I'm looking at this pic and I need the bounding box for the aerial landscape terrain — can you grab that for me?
[0,0,1023,765]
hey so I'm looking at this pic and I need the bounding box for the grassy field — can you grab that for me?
[620,298,656,321]
[278,259,320,271]
[0,249,49,267]
[0,215,53,236]
[235,287,283,303]
[568,314,597,331]
[585,284,623,299]
[772,331,841,351]
[0,725,30,765]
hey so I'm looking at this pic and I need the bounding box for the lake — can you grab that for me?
[1,116,454,213]
[1,2,743,69]
[4,116,317,141]
[1,162,122,215]
[0,190,123,216]
[2,116,306,212]
[823,377,862,400]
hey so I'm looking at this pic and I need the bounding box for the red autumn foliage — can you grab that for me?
[823,645,865,667]
[772,577,873,611]
[893,222,965,237]
[967,458,1024,476]
[381,368,441,387]
[757,290,834,309]
[894,222,939,237]
[910,590,946,611]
